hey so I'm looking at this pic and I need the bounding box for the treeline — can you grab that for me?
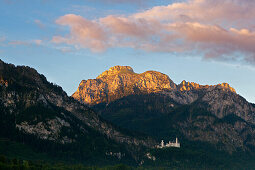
[0,155,135,170]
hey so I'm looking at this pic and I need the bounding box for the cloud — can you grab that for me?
[52,14,107,52]
[134,0,255,24]
[33,39,42,45]
[34,19,45,29]
[52,0,255,65]
[89,0,147,5]
[57,46,73,53]
[8,40,30,46]
[100,15,159,39]
[168,22,255,60]
[7,39,43,47]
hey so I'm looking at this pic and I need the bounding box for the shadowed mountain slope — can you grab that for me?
[0,60,156,165]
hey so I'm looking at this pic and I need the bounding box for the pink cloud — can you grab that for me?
[166,22,255,59]
[8,40,30,46]
[33,39,42,45]
[7,39,44,47]
[100,15,160,39]
[134,0,255,25]
[89,0,146,5]
[52,0,255,65]
[53,14,107,52]
[34,19,45,29]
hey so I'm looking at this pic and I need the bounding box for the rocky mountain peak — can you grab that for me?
[177,80,236,93]
[178,80,202,91]
[97,65,134,79]
[216,83,236,93]
[72,66,238,106]
[72,66,176,105]
[109,65,134,73]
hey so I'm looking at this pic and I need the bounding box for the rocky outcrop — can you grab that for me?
[73,66,237,106]
[178,114,255,153]
[72,66,176,105]
[201,88,255,123]
[16,118,73,144]
[177,80,236,93]
[166,84,255,124]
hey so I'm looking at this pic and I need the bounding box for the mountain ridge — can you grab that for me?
[73,66,255,125]
[72,65,236,106]
[0,60,157,164]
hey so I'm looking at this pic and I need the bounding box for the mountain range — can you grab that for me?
[1,61,255,169]
[72,66,254,125]
[72,66,255,163]
[0,60,156,166]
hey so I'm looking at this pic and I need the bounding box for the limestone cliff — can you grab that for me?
[72,66,236,106]
[177,80,236,93]
[72,66,176,105]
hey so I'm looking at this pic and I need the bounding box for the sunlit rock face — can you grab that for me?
[72,66,176,105]
[177,80,236,93]
[72,66,238,106]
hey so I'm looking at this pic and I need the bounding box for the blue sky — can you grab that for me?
[0,0,255,103]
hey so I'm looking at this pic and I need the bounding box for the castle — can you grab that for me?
[156,137,180,148]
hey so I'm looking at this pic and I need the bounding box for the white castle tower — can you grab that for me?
[161,140,164,147]
[156,137,180,148]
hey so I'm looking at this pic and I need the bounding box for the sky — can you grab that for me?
[0,0,255,103]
